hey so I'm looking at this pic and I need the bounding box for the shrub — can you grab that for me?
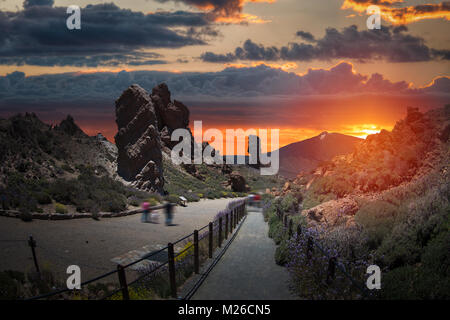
[164,194,181,204]
[35,192,52,205]
[55,203,68,214]
[275,240,289,265]
[19,209,33,222]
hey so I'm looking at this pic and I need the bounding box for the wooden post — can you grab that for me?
[194,230,199,274]
[234,210,237,228]
[230,209,234,232]
[117,265,129,300]
[288,219,293,239]
[218,217,223,247]
[168,243,177,298]
[307,236,313,260]
[208,223,213,258]
[326,257,337,284]
[225,214,229,239]
[296,224,302,239]
[28,235,40,274]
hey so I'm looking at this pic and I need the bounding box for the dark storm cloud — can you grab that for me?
[201,25,449,63]
[0,2,213,67]
[296,30,315,42]
[1,62,448,106]
[23,0,54,8]
[155,0,250,19]
[0,64,448,129]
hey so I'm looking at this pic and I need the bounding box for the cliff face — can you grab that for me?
[114,83,194,193]
[114,84,164,192]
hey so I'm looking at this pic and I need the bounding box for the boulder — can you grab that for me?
[229,172,248,192]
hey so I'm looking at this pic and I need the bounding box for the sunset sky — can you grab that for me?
[0,0,449,154]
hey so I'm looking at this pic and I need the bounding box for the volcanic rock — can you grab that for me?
[228,171,248,192]
[114,84,164,192]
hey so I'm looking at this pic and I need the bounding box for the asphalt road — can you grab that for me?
[0,198,234,280]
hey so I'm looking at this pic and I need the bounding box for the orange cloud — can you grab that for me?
[341,0,450,25]
[225,61,298,71]
[164,0,275,24]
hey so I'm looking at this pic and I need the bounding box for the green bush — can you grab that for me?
[164,194,181,204]
[55,203,68,214]
[275,240,289,265]
[35,192,52,205]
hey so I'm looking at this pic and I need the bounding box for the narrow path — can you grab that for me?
[192,208,296,300]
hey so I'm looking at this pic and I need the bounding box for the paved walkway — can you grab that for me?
[192,208,296,300]
[0,198,235,280]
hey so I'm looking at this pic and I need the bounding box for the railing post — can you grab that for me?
[288,219,293,239]
[194,230,199,274]
[218,217,223,247]
[168,242,177,298]
[117,264,129,300]
[28,235,40,274]
[326,257,337,285]
[307,236,313,260]
[225,213,229,239]
[234,210,237,228]
[230,209,234,232]
[208,222,213,258]
[296,224,302,239]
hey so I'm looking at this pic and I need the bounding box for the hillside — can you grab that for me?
[275,105,450,299]
[276,132,362,178]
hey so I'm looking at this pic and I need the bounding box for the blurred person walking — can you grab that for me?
[164,201,175,226]
[141,202,151,223]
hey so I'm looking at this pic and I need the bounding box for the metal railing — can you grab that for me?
[275,210,371,299]
[25,200,248,300]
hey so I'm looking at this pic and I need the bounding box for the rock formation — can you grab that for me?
[114,83,201,192]
[114,84,164,192]
[228,171,248,192]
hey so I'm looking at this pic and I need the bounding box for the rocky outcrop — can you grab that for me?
[301,197,359,228]
[114,84,164,192]
[151,83,190,150]
[228,171,248,192]
[56,115,87,137]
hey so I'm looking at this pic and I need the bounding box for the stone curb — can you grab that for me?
[0,208,144,220]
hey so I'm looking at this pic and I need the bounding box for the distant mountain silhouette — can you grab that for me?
[276,132,362,178]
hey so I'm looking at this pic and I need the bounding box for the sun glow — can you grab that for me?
[344,124,391,139]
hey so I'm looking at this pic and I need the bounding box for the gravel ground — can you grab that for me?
[0,198,235,280]
[192,208,296,300]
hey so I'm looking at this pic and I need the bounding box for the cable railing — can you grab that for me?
[275,210,371,299]
[25,199,247,300]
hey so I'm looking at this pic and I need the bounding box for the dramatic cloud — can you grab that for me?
[155,0,275,23]
[23,0,54,8]
[0,2,213,67]
[1,63,448,143]
[341,0,450,25]
[1,62,448,107]
[296,30,315,42]
[201,25,449,63]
